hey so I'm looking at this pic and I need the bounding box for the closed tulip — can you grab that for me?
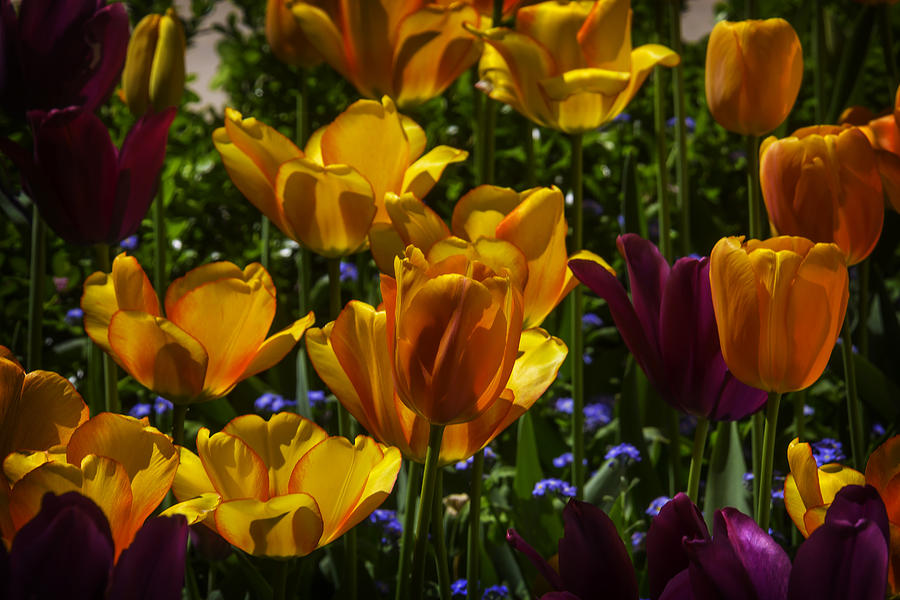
[865,435,900,593]
[709,236,848,393]
[164,412,401,558]
[121,8,186,116]
[289,1,483,108]
[471,0,679,133]
[306,300,566,465]
[80,253,313,404]
[761,126,884,265]
[383,247,523,425]
[857,86,900,212]
[265,0,320,67]
[705,19,803,136]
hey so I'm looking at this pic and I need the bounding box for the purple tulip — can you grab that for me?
[0,0,128,115]
[569,234,767,421]
[1,106,174,244]
[646,493,709,600]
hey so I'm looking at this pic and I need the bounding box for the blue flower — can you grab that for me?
[631,531,646,550]
[254,392,282,413]
[803,405,815,417]
[605,443,641,464]
[613,112,632,123]
[451,579,467,598]
[454,446,497,471]
[339,261,358,282]
[873,422,886,436]
[128,403,152,419]
[64,308,84,326]
[271,396,297,412]
[482,584,509,599]
[666,116,696,133]
[153,396,173,416]
[532,478,576,498]
[553,452,574,468]
[368,509,402,546]
[119,234,139,250]
[645,496,670,517]
[307,389,327,408]
[582,313,604,327]
[583,402,611,431]
[811,438,845,465]
[554,397,574,415]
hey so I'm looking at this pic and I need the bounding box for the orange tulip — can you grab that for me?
[265,0,321,67]
[709,236,848,393]
[760,125,884,266]
[163,412,401,557]
[858,86,900,212]
[81,253,313,404]
[2,413,178,559]
[289,1,483,108]
[470,0,679,133]
[306,300,566,465]
[705,19,803,136]
[382,247,523,425]
[865,434,900,592]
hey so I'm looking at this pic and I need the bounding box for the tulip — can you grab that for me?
[865,434,900,592]
[2,413,178,559]
[0,346,88,463]
[289,1,482,108]
[2,492,187,600]
[470,0,679,133]
[306,300,566,465]
[508,499,639,599]
[382,247,523,425]
[81,253,313,404]
[0,106,174,245]
[783,438,866,537]
[163,412,401,558]
[121,8,186,116]
[0,0,128,115]
[265,0,321,67]
[760,126,884,265]
[645,493,709,600]
[571,234,767,421]
[709,236,848,393]
[705,19,803,136]
[857,86,900,212]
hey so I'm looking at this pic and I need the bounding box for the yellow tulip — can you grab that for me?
[709,236,848,393]
[81,253,313,404]
[705,19,803,136]
[306,301,566,465]
[381,247,523,426]
[163,412,401,557]
[289,1,483,108]
[121,8,186,116]
[265,0,321,67]
[2,413,178,559]
[470,0,679,133]
[760,125,884,266]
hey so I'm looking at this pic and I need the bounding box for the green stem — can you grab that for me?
[466,450,484,600]
[479,97,496,186]
[410,425,445,600]
[273,559,289,600]
[841,320,864,470]
[860,260,870,357]
[94,244,119,414]
[746,0,756,19]
[396,461,422,600]
[880,5,899,91]
[432,472,450,600]
[153,189,166,307]
[793,389,807,443]
[296,71,309,144]
[670,0,690,256]
[295,248,312,418]
[524,121,536,188]
[261,216,271,270]
[27,205,46,370]
[570,132,585,500]
[346,528,358,600]
[172,405,187,447]
[812,0,826,123]
[746,136,762,239]
[653,1,672,262]
[751,410,763,518]
[755,393,781,533]
[666,408,683,496]
[686,417,709,503]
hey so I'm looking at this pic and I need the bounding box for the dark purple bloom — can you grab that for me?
[0,0,128,116]
[570,235,767,421]
[646,493,708,599]
[1,106,174,245]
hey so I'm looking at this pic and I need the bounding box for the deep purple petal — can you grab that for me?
[570,258,664,386]
[78,3,128,112]
[108,515,188,600]
[557,499,638,600]
[508,528,565,591]
[542,593,582,600]
[8,491,113,600]
[707,370,768,422]
[617,234,670,351]
[825,484,890,544]
[659,570,694,600]
[647,493,710,600]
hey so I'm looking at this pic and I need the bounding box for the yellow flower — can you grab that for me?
[470,0,679,133]
[705,19,803,136]
[709,236,848,393]
[306,301,566,465]
[163,412,401,557]
[265,0,321,67]
[81,253,313,404]
[121,8,186,116]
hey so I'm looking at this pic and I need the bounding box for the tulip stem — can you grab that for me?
[860,260,870,357]
[432,471,450,600]
[812,0,826,122]
[686,417,709,503]
[569,132,586,500]
[841,320,864,470]
[746,135,763,239]
[26,205,45,370]
[466,450,484,600]
[653,1,672,263]
[751,410,763,517]
[260,217,271,271]
[396,461,422,600]
[880,5,899,90]
[273,559,289,600]
[94,243,120,414]
[793,388,807,443]
[755,392,781,533]
[172,405,187,447]
[669,0,691,256]
[153,188,166,307]
[295,249,312,418]
[410,424,445,600]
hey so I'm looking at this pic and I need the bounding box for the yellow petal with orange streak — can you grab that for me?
[197,427,268,501]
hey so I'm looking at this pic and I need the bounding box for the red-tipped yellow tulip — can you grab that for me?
[81,253,313,404]
[265,0,321,67]
[760,125,884,266]
[709,236,848,393]
[306,300,566,465]
[865,435,900,592]
[121,8,186,116]
[705,19,803,136]
[783,438,865,537]
[289,1,483,108]
[382,247,523,425]
[163,412,401,557]
[2,413,178,559]
[470,0,679,133]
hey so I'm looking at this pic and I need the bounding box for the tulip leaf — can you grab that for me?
[703,420,751,527]
[852,353,900,422]
[619,358,664,509]
[513,412,544,500]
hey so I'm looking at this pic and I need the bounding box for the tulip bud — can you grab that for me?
[265,0,321,67]
[705,19,803,136]
[122,8,186,116]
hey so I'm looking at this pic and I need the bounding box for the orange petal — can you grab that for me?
[451,184,522,241]
[80,454,136,558]
[865,435,900,524]
[7,461,83,532]
[401,146,468,202]
[385,192,451,253]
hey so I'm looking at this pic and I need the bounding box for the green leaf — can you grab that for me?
[703,421,751,527]
[853,352,900,422]
[513,412,543,500]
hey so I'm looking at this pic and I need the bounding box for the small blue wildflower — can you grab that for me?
[552,452,587,468]
[645,496,670,517]
[554,397,574,415]
[307,389,327,408]
[64,308,84,326]
[119,235,139,250]
[803,405,815,417]
[153,396,173,416]
[617,214,626,230]
[254,392,282,413]
[605,443,641,464]
[771,488,785,500]
[583,402,611,431]
[482,584,509,599]
[340,261,358,282]
[873,422,886,436]
[369,509,402,546]
[270,396,297,412]
[583,352,593,365]
[631,531,646,550]
[613,112,632,123]
[129,403,152,419]
[532,478,576,498]
[666,116,696,133]
[743,472,755,481]
[811,438,845,464]
[455,446,498,471]
[451,579,467,598]
[582,313,604,327]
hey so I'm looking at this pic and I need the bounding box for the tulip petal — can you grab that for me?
[577,0,632,71]
[451,184,522,241]
[402,145,468,202]
[504,327,567,417]
[385,192,451,253]
[78,3,129,113]
[370,222,409,274]
[865,435,900,524]
[439,391,515,466]
[540,67,630,102]
[647,493,710,600]
[108,515,188,600]
[289,3,352,88]
[121,14,159,121]
[171,446,214,502]
[238,311,316,383]
[603,44,680,122]
[79,454,135,557]
[506,528,564,591]
[516,1,592,72]
[214,494,323,557]
[147,11,186,112]
[7,461,82,533]
[160,492,221,526]
[197,427,268,501]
